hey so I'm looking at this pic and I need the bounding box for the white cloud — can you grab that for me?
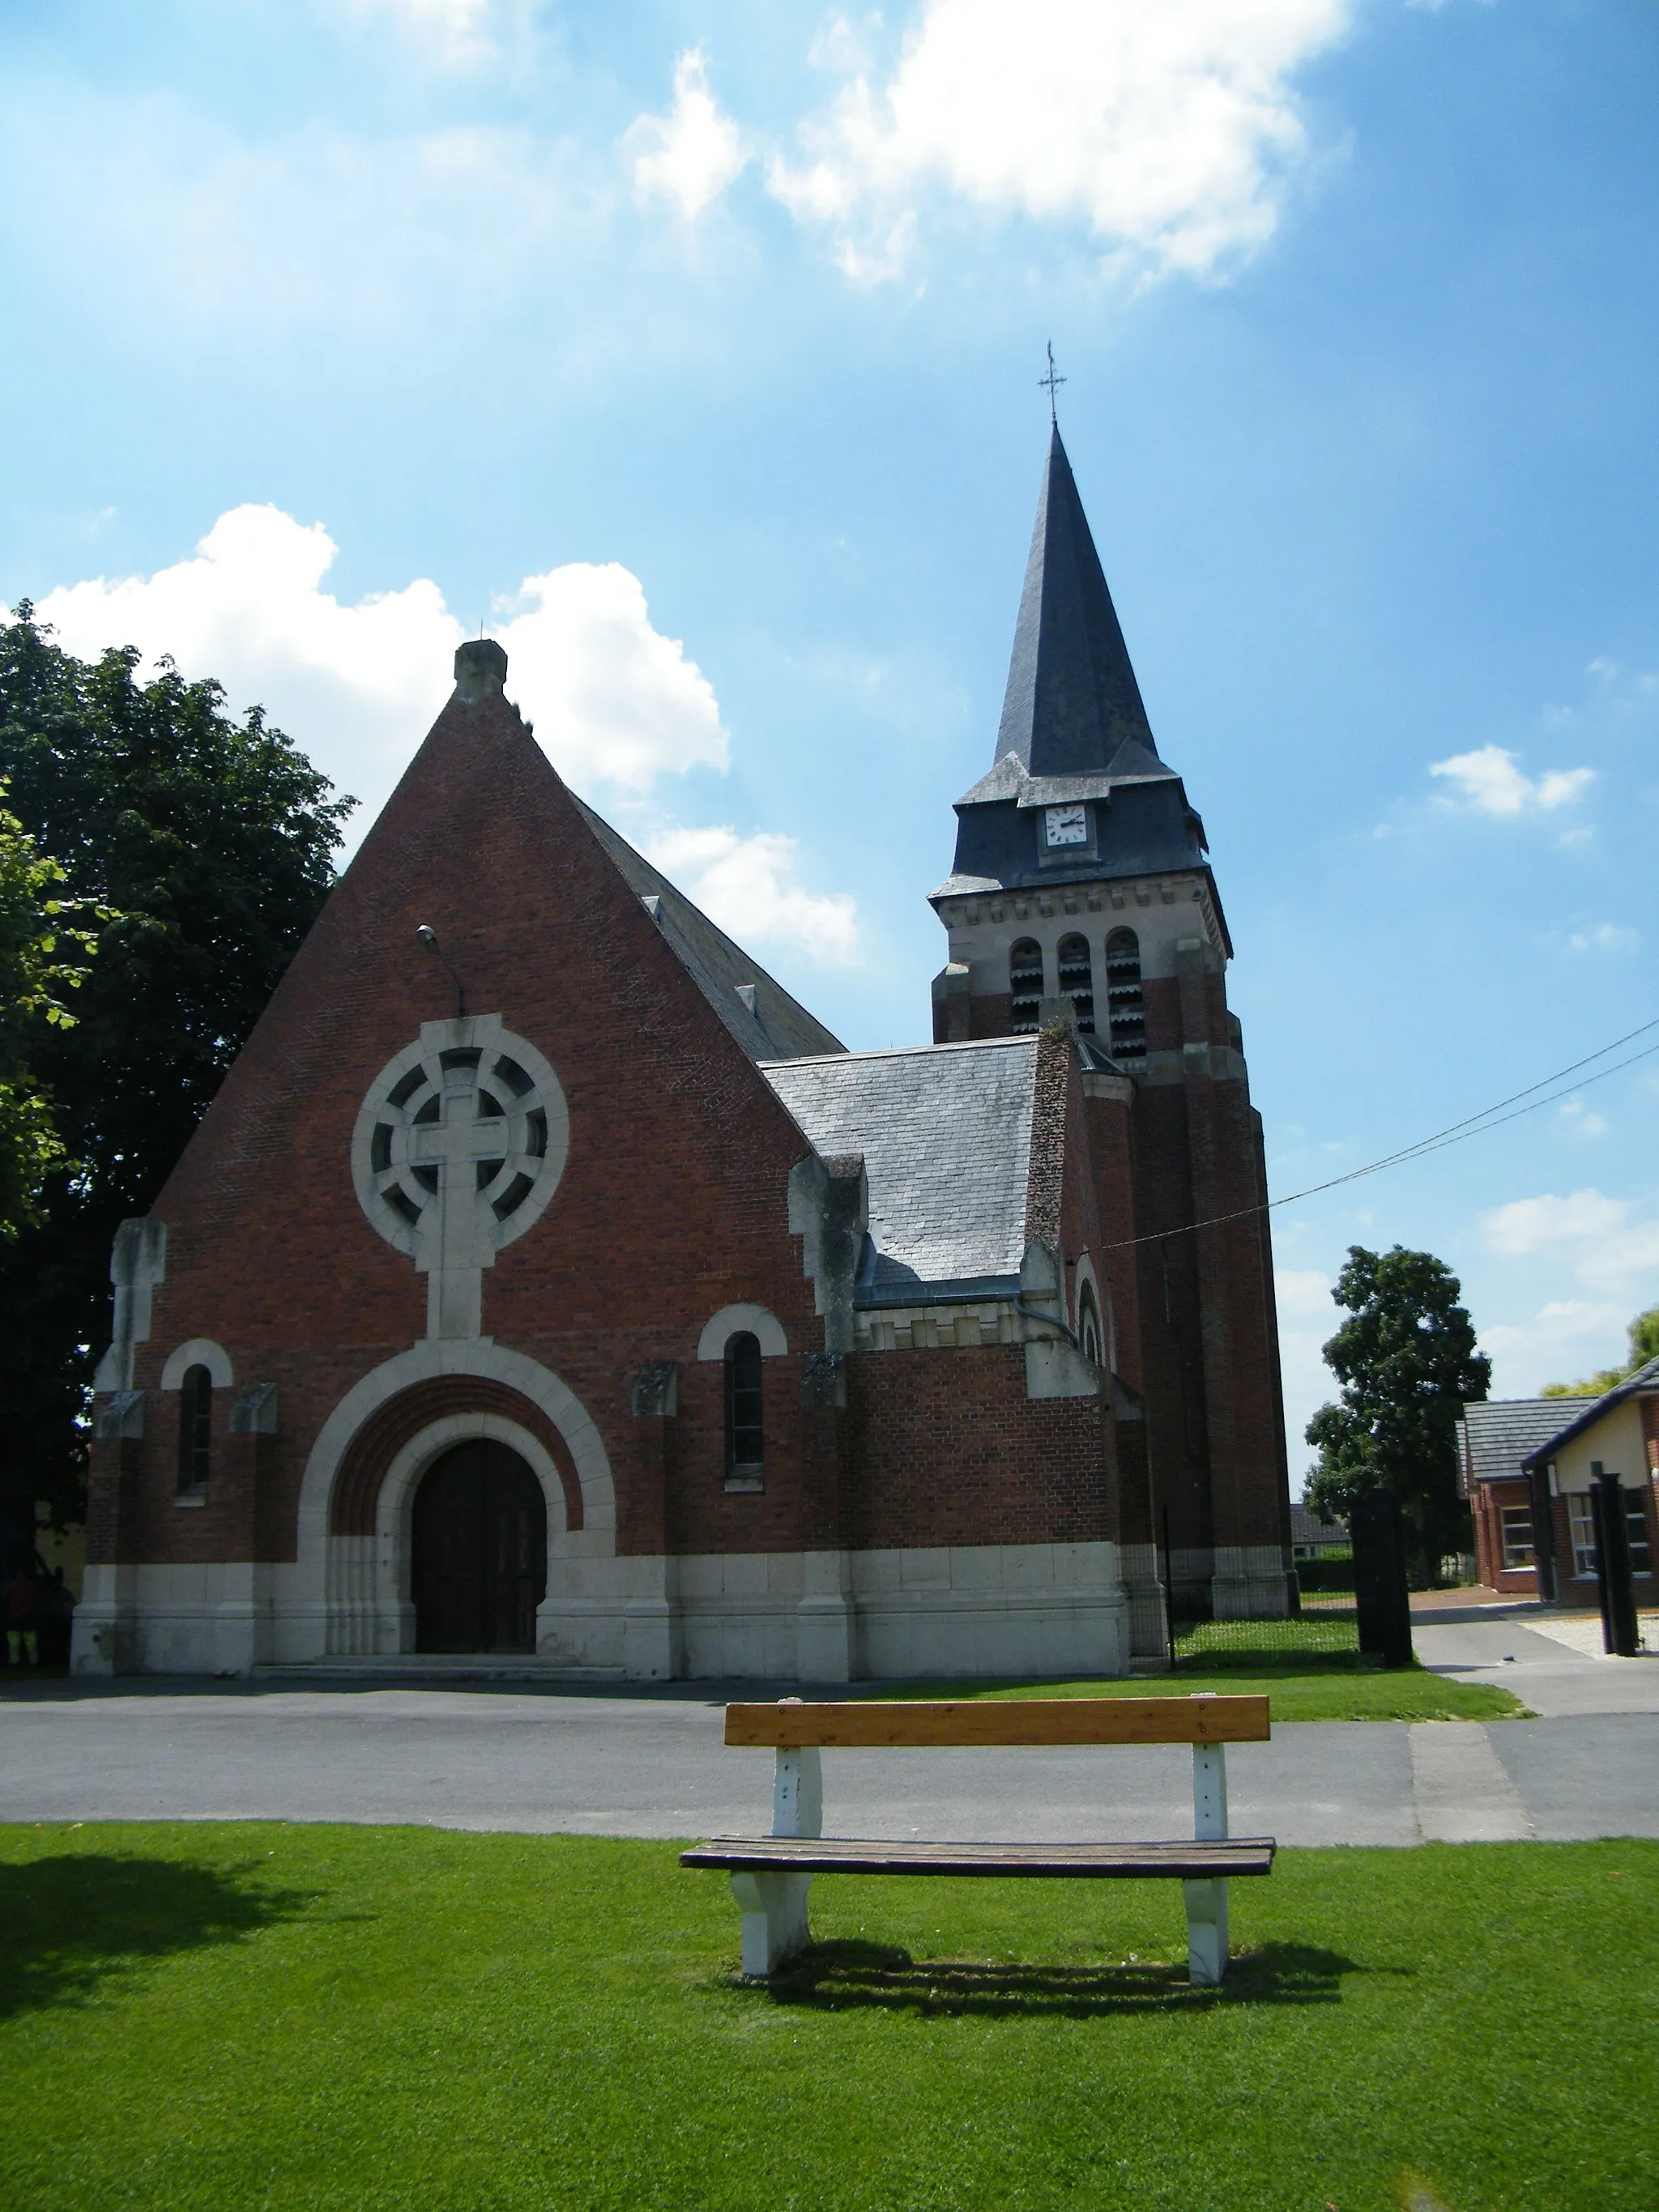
[1274,1268,1333,1319]
[1558,1098,1610,1141]
[1481,1187,1659,1305]
[629,49,748,219]
[644,825,861,967]
[1429,743,1595,816]
[1480,1300,1631,1399]
[1567,922,1638,955]
[1482,1187,1629,1255]
[769,0,1352,279]
[494,563,727,794]
[26,507,859,969]
[338,0,500,65]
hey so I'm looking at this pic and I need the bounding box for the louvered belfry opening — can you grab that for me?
[1056,932,1095,1033]
[1105,928,1145,1066]
[1009,938,1043,1032]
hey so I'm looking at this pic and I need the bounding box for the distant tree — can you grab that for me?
[1542,1306,1659,1398]
[0,606,352,1535]
[1304,1244,1491,1581]
[0,786,99,1237]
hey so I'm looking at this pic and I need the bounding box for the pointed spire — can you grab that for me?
[994,428,1158,778]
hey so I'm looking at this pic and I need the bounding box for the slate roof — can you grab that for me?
[762,1037,1038,1302]
[1290,1502,1347,1548]
[574,799,846,1063]
[1519,1355,1659,1473]
[996,426,1160,778]
[1458,1399,1593,1486]
[936,429,1214,909]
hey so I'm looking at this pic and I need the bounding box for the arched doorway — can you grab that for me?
[412,1440,547,1653]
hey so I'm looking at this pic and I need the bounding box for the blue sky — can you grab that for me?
[3,0,1657,1478]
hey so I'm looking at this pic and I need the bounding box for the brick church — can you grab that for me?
[75,429,1292,1681]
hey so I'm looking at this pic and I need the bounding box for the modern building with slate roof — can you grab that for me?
[1515,1360,1659,1604]
[1456,1398,1593,1595]
[74,429,1293,1684]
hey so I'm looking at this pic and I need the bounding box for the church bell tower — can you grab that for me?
[930,428,1293,1620]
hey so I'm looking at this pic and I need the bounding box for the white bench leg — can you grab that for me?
[730,1870,814,1977]
[1182,1877,1229,1986]
[1187,1737,1230,1984]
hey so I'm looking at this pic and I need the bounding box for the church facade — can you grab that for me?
[74,431,1292,1681]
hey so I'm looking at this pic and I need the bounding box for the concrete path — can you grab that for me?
[4,1605,1653,1846]
[1412,1604,1659,1719]
[3,1685,1656,1847]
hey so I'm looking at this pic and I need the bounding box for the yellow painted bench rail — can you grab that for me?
[723,1694,1270,1750]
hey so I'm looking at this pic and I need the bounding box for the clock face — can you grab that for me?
[1044,803,1088,848]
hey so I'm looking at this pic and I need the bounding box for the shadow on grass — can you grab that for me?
[755,1938,1382,2018]
[0,1855,314,2019]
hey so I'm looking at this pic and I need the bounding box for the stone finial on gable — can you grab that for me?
[454,638,508,705]
[787,1152,868,1357]
[92,1217,168,1392]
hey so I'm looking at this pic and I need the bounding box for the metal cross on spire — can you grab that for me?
[1039,340,1066,424]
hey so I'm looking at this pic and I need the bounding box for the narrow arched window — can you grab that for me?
[1009,938,1043,1034]
[724,1332,764,1484]
[1057,933,1095,1033]
[1078,1283,1103,1368]
[1104,928,1145,1066]
[177,1364,212,1498]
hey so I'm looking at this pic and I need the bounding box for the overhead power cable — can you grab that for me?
[1098,1012,1659,1255]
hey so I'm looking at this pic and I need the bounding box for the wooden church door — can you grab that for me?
[412,1440,548,1653]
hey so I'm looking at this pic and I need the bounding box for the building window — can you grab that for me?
[1104,929,1145,1066]
[1009,939,1043,1034]
[1499,1507,1533,1571]
[724,1332,764,1487]
[1569,1494,1653,1578]
[1630,1501,1653,1575]
[1078,1282,1103,1367]
[177,1364,212,1498]
[1056,933,1095,1034]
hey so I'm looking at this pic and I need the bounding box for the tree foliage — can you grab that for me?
[1542,1306,1659,1398]
[0,784,100,1235]
[1303,1244,1491,1575]
[0,606,352,1532]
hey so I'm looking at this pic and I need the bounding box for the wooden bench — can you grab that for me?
[680,1694,1274,1987]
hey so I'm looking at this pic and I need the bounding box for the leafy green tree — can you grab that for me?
[1304,1244,1491,1579]
[0,606,352,1534]
[1542,1306,1659,1397]
[0,786,99,1235]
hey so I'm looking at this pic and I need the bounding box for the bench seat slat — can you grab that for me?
[680,1836,1276,1879]
[723,1696,1269,1750]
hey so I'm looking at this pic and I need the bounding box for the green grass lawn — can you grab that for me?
[863,1664,1528,1724]
[3,1824,1652,2211]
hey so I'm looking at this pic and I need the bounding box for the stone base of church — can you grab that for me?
[74,1541,1136,1683]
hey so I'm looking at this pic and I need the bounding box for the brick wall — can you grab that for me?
[844,1343,1118,1551]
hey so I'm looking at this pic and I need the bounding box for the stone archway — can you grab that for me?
[411,1438,547,1653]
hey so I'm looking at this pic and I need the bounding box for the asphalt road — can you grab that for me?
[3,1609,1655,1845]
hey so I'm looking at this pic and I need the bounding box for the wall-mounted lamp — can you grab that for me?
[416,923,466,1019]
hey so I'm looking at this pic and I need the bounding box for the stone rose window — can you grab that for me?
[352,1015,569,1336]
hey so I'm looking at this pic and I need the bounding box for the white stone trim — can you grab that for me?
[697,1304,788,1360]
[295,1340,616,1654]
[160,1338,235,1391]
[323,1413,574,1659]
[75,1536,1131,1685]
[1070,1255,1107,1371]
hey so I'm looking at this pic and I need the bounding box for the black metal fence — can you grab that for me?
[1154,1499,1423,1670]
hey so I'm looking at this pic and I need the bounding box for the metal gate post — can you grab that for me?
[1590,1462,1640,1657]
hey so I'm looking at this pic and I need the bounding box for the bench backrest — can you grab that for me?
[724,1695,1269,1750]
